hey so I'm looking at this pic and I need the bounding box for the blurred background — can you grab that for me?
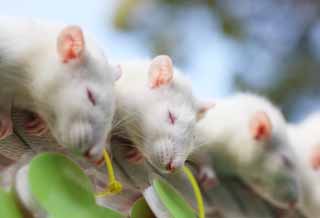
[1,0,320,122]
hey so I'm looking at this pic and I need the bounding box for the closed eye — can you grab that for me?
[168,111,177,125]
[86,88,96,106]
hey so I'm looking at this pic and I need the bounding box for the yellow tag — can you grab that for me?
[183,166,205,218]
[96,149,123,197]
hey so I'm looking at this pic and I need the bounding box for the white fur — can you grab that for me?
[113,59,202,173]
[195,93,300,209]
[0,17,118,158]
[288,112,320,217]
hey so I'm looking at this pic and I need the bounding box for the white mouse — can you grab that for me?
[194,93,300,209]
[0,17,121,160]
[112,55,212,173]
[288,112,320,218]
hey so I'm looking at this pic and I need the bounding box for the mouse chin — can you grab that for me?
[146,159,173,174]
[250,183,298,209]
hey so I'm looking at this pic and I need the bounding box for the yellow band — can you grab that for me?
[96,149,123,197]
[183,166,205,218]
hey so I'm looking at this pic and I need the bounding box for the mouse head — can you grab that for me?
[38,26,121,161]
[234,110,300,209]
[139,55,213,173]
[211,94,300,209]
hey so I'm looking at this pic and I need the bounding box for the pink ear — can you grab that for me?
[148,55,174,89]
[197,101,215,120]
[311,148,320,171]
[249,111,272,141]
[57,25,85,63]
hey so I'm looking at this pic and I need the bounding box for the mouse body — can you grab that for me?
[0,17,120,160]
[112,55,212,173]
[288,112,320,218]
[194,93,300,209]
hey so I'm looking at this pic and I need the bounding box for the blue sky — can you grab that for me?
[0,0,235,99]
[0,0,147,58]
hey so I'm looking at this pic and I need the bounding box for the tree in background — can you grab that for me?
[111,0,320,121]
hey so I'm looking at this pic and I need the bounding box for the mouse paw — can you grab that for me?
[125,147,144,164]
[25,114,48,136]
[0,115,13,140]
[198,166,218,190]
[84,148,105,166]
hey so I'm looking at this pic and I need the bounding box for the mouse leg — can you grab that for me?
[124,146,144,164]
[0,94,13,140]
[198,165,219,190]
[24,112,48,136]
[189,150,218,190]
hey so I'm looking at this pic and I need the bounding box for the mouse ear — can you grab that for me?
[196,100,215,121]
[310,147,320,171]
[57,25,85,63]
[249,111,272,141]
[148,55,174,89]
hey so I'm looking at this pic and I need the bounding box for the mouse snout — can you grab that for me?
[274,180,299,210]
[84,137,109,165]
[84,147,104,166]
[166,160,176,173]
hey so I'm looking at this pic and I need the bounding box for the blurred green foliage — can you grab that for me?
[111,0,320,120]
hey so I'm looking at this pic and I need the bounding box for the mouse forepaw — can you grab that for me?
[124,147,144,164]
[198,166,218,190]
[0,115,13,140]
[24,114,48,136]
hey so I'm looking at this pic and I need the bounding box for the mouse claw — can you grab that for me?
[25,114,48,136]
[124,147,144,164]
[198,166,218,190]
[0,116,13,140]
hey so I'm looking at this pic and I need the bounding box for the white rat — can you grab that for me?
[194,93,300,209]
[0,17,121,160]
[288,112,320,218]
[112,55,212,173]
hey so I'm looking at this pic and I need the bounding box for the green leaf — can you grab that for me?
[131,197,155,218]
[28,152,124,218]
[153,178,196,218]
[0,188,23,218]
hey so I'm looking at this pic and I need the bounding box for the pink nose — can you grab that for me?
[166,161,176,172]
